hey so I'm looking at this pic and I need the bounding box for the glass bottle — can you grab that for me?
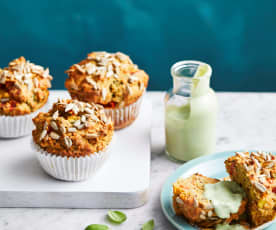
[165,60,218,162]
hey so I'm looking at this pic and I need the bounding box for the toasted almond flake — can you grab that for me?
[68,127,77,132]
[74,64,85,73]
[254,182,266,193]
[81,115,86,123]
[259,177,266,184]
[75,124,84,130]
[266,161,274,169]
[52,110,59,120]
[86,77,98,89]
[65,103,74,112]
[50,132,60,140]
[86,63,96,74]
[73,120,81,127]
[253,158,261,168]
[114,74,119,79]
[207,210,213,217]
[0,98,9,102]
[102,88,107,100]
[86,133,98,139]
[243,163,249,171]
[39,130,47,141]
[128,75,138,83]
[43,121,48,130]
[42,68,49,78]
[200,214,206,220]
[72,105,79,114]
[84,121,90,128]
[64,136,72,148]
[14,82,21,89]
[176,196,184,205]
[106,71,113,78]
[84,107,94,114]
[50,121,59,131]
[267,154,272,161]
[60,124,66,134]
[236,152,246,158]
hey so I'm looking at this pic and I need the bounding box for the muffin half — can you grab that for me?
[32,99,114,181]
[65,51,149,129]
[0,56,52,137]
[173,173,247,228]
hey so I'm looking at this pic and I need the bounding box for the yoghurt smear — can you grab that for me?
[204,181,245,219]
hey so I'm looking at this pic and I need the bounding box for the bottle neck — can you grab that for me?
[171,61,212,98]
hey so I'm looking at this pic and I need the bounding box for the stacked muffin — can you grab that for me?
[0,57,52,137]
[32,99,114,181]
[65,51,149,129]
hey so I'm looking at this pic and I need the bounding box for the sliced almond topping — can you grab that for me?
[207,210,213,217]
[0,98,9,102]
[102,88,107,100]
[200,214,206,220]
[84,107,94,114]
[254,182,266,193]
[74,64,85,73]
[68,127,77,132]
[193,198,198,208]
[86,63,96,75]
[39,130,47,141]
[86,133,98,139]
[50,121,59,131]
[265,161,275,169]
[64,136,72,148]
[52,110,59,120]
[86,77,98,89]
[81,115,86,123]
[60,124,66,134]
[50,132,60,140]
[73,120,81,127]
[65,103,74,112]
[175,196,184,205]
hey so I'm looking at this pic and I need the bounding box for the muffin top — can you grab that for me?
[65,51,149,108]
[0,57,52,116]
[32,99,114,157]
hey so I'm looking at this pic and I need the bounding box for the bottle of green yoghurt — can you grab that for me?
[165,60,218,162]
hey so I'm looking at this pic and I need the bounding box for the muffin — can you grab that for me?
[32,99,114,181]
[0,56,52,137]
[173,173,247,228]
[65,51,149,129]
[225,151,276,227]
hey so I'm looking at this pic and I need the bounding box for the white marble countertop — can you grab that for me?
[1,91,276,230]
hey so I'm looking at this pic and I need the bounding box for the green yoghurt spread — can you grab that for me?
[204,181,245,219]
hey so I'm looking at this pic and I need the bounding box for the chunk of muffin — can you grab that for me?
[173,173,247,228]
[32,99,114,157]
[65,51,148,108]
[225,151,276,227]
[0,56,52,116]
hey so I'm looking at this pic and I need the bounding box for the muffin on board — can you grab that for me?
[0,56,52,137]
[225,151,276,227]
[172,173,247,228]
[65,51,149,129]
[32,99,114,181]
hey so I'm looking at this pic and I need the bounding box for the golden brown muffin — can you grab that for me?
[173,173,247,228]
[32,99,114,157]
[0,57,52,116]
[65,51,148,108]
[225,151,276,227]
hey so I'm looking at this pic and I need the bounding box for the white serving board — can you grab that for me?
[0,90,151,208]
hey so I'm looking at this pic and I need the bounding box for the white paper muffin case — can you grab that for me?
[31,138,113,182]
[0,101,50,138]
[104,94,144,130]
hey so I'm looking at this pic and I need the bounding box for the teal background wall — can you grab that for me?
[0,0,275,91]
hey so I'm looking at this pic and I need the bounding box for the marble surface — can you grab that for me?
[1,91,276,230]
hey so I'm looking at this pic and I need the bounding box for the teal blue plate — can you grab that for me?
[160,150,276,230]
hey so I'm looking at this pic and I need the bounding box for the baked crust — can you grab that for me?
[65,51,148,108]
[225,151,276,226]
[173,173,247,228]
[0,57,52,116]
[32,99,114,157]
